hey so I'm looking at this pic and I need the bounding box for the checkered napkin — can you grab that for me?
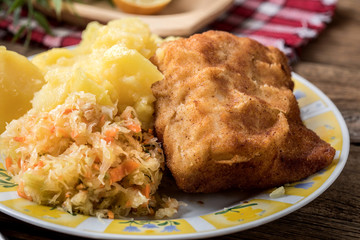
[0,0,336,61]
[208,0,337,61]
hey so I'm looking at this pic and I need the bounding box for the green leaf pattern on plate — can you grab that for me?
[0,168,18,188]
[215,203,258,215]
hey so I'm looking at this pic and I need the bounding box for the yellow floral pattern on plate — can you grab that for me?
[203,200,291,229]
[105,219,196,235]
[304,111,342,150]
[1,198,88,227]
[294,79,323,108]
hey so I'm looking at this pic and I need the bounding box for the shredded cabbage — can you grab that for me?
[0,92,178,218]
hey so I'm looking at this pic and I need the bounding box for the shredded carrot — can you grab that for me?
[148,129,153,134]
[17,182,32,201]
[105,128,118,138]
[17,188,28,199]
[71,130,79,139]
[103,136,114,144]
[17,158,21,168]
[109,165,126,183]
[65,193,71,198]
[140,184,151,207]
[124,160,140,173]
[107,210,114,219]
[99,114,106,126]
[56,127,70,138]
[103,128,119,143]
[92,163,100,171]
[5,157,12,169]
[109,160,140,183]
[142,184,151,199]
[126,123,141,133]
[50,125,56,133]
[32,161,44,169]
[13,136,25,142]
[21,162,28,171]
[143,138,151,145]
[63,108,74,114]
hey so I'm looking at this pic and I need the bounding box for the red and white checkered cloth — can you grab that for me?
[208,0,337,61]
[0,0,336,61]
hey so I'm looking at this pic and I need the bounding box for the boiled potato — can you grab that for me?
[32,69,114,112]
[31,48,75,76]
[74,18,162,59]
[0,47,45,133]
[100,44,162,117]
[31,18,163,128]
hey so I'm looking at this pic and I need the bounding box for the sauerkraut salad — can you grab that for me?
[0,92,179,219]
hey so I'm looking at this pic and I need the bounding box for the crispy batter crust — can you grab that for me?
[151,31,335,193]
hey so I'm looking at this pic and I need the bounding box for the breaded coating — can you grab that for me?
[151,31,335,193]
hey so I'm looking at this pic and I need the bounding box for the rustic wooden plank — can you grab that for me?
[298,0,360,69]
[0,212,87,240]
[0,40,46,57]
[293,62,360,143]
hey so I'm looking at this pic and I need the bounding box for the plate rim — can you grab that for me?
[0,72,350,239]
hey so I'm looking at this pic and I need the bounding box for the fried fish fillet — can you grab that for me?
[151,31,335,193]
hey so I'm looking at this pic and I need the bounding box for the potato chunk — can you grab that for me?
[0,47,45,132]
[31,18,163,128]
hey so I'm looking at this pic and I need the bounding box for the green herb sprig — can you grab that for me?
[0,0,69,47]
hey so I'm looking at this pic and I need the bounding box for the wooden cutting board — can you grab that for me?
[37,0,234,36]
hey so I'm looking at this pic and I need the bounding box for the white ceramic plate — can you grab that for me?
[0,72,349,239]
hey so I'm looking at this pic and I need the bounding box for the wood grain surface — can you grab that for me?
[34,0,233,36]
[0,0,359,239]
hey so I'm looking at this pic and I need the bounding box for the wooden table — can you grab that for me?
[0,0,359,239]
